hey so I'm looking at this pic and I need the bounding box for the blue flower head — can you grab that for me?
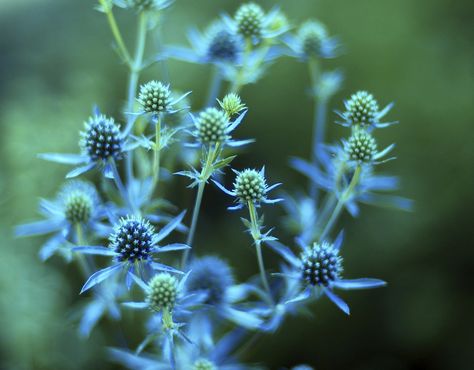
[186,256,234,306]
[282,19,340,61]
[185,256,263,330]
[164,20,244,68]
[74,211,189,293]
[80,114,124,162]
[336,91,396,129]
[205,23,241,64]
[114,0,174,12]
[214,167,282,210]
[273,234,386,315]
[110,216,155,263]
[15,180,105,261]
[292,142,412,218]
[38,110,135,179]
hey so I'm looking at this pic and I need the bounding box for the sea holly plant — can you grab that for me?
[16,2,412,369]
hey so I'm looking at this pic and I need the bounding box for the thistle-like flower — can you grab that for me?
[271,233,386,315]
[73,212,189,293]
[188,107,252,148]
[109,326,248,370]
[222,3,290,45]
[298,20,329,57]
[80,114,124,162]
[234,2,265,39]
[343,129,394,165]
[122,272,202,317]
[291,143,412,220]
[283,19,340,60]
[38,110,135,179]
[138,81,172,114]
[217,93,247,117]
[185,256,263,329]
[164,20,244,68]
[15,180,105,261]
[213,167,281,210]
[344,129,378,163]
[115,0,174,12]
[336,90,396,129]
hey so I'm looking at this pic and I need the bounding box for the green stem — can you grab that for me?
[151,114,162,193]
[247,201,272,301]
[181,145,218,268]
[319,166,361,240]
[99,0,132,65]
[205,66,222,107]
[229,39,252,94]
[125,12,148,182]
[74,223,91,277]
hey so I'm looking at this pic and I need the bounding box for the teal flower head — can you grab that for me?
[283,19,340,60]
[272,233,386,315]
[336,90,397,129]
[188,107,253,148]
[15,180,105,261]
[222,3,290,45]
[114,0,174,12]
[214,167,282,210]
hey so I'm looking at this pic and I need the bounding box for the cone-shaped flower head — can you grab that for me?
[233,168,267,204]
[80,115,123,162]
[138,80,172,114]
[345,91,379,126]
[187,256,234,305]
[298,20,328,57]
[195,107,229,144]
[146,273,178,312]
[218,93,246,117]
[207,28,239,63]
[234,2,265,39]
[345,129,378,163]
[110,216,155,263]
[301,242,343,287]
[60,181,98,224]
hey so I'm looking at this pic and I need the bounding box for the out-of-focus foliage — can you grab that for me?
[0,0,473,369]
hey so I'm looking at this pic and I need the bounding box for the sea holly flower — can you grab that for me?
[217,93,247,117]
[283,20,340,60]
[164,20,244,67]
[15,180,107,261]
[343,129,395,165]
[113,0,174,12]
[109,327,249,370]
[185,256,263,331]
[122,272,204,321]
[38,112,135,179]
[271,234,386,315]
[136,81,190,116]
[223,3,290,44]
[122,272,206,368]
[292,141,412,218]
[213,167,282,210]
[74,212,189,293]
[336,90,396,129]
[187,107,253,148]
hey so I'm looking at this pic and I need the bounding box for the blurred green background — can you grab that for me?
[1,0,473,369]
